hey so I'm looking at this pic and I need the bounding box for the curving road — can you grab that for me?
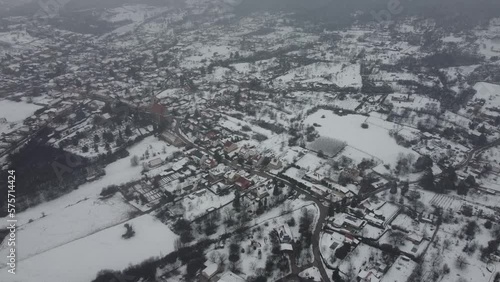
[173,119,332,281]
[171,117,500,282]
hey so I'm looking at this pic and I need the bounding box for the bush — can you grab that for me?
[100,185,119,197]
[252,133,268,142]
[241,125,252,132]
[335,244,350,259]
[361,123,369,129]
[485,221,493,229]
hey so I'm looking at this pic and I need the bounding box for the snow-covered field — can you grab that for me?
[0,31,38,47]
[275,63,362,88]
[305,110,417,166]
[0,136,172,264]
[0,214,178,282]
[0,99,42,123]
[473,82,500,116]
[0,194,135,262]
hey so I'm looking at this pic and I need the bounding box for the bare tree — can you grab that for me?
[455,255,468,270]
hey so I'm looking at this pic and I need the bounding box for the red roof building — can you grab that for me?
[234,176,252,190]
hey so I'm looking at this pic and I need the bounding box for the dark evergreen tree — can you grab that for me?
[419,168,435,191]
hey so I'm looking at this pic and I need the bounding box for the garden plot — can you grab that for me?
[205,198,317,281]
[380,256,417,282]
[337,243,385,280]
[375,202,401,225]
[320,231,349,268]
[276,146,306,166]
[440,65,479,81]
[331,95,362,111]
[295,152,328,171]
[179,189,235,221]
[378,230,429,258]
[361,224,385,240]
[334,146,376,165]
[305,110,417,166]
[477,146,500,192]
[219,114,274,138]
[421,218,499,282]
[385,94,441,112]
[371,70,439,87]
[417,189,464,211]
[0,215,178,282]
[307,136,346,157]
[390,214,435,241]
[299,267,322,281]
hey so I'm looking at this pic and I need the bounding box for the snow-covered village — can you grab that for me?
[1,0,500,282]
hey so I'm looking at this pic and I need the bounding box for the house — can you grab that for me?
[223,141,238,153]
[406,232,424,244]
[172,158,188,172]
[151,102,166,117]
[254,186,270,201]
[204,158,217,169]
[201,262,220,282]
[161,131,184,147]
[420,212,437,225]
[358,270,381,282]
[224,171,240,183]
[332,214,367,230]
[234,175,252,190]
[217,271,246,282]
[209,164,227,179]
[101,113,111,120]
[305,171,324,184]
[203,131,220,147]
[190,150,206,164]
[278,224,293,243]
[391,94,415,103]
[267,157,282,170]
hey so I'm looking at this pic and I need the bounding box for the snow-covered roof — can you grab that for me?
[202,263,219,278]
[218,271,246,282]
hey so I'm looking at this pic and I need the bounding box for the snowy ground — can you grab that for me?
[0,99,42,123]
[0,136,173,263]
[275,63,362,88]
[422,215,500,282]
[205,197,317,281]
[473,82,500,117]
[380,256,417,282]
[477,144,500,185]
[0,214,178,282]
[299,266,322,281]
[181,190,234,221]
[320,231,347,267]
[337,243,385,279]
[305,110,418,166]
